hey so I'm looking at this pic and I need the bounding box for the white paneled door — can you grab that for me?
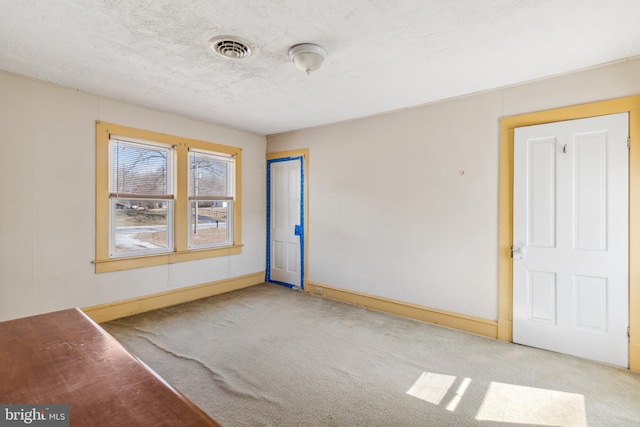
[268,158,303,289]
[513,113,629,367]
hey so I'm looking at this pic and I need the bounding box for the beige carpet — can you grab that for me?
[104,283,640,426]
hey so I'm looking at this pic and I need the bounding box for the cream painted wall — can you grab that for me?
[267,58,640,321]
[0,71,266,322]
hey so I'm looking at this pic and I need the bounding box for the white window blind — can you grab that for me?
[188,150,233,201]
[110,138,173,199]
[108,137,174,257]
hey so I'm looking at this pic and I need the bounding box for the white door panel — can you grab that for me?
[513,113,628,367]
[269,158,302,288]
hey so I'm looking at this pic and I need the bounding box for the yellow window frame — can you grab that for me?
[94,121,243,273]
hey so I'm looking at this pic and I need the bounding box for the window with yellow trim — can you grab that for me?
[187,149,234,249]
[95,122,242,273]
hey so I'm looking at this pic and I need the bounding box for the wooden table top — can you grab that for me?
[0,308,221,426]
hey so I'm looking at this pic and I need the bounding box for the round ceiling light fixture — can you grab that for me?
[288,43,327,74]
[209,35,254,59]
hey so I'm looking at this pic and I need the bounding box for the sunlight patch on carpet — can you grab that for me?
[475,381,587,427]
[445,377,472,412]
[406,372,457,405]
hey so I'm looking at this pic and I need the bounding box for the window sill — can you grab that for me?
[94,245,243,273]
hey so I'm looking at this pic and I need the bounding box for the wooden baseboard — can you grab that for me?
[83,272,264,323]
[307,281,498,339]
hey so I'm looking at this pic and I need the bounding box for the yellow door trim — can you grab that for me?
[498,95,640,371]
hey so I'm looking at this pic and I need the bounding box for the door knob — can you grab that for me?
[511,246,525,260]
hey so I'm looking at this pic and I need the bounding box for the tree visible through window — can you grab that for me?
[95,121,242,273]
[189,150,234,248]
[110,139,173,257]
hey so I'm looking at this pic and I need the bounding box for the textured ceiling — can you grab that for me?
[1,1,640,135]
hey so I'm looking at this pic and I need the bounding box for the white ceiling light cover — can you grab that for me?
[288,43,327,74]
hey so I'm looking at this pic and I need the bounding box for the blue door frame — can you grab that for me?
[266,156,305,289]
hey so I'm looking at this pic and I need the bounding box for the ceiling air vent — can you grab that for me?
[209,36,253,59]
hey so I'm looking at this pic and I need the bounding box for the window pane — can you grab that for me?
[111,140,171,195]
[189,152,231,197]
[189,201,231,248]
[112,199,172,256]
